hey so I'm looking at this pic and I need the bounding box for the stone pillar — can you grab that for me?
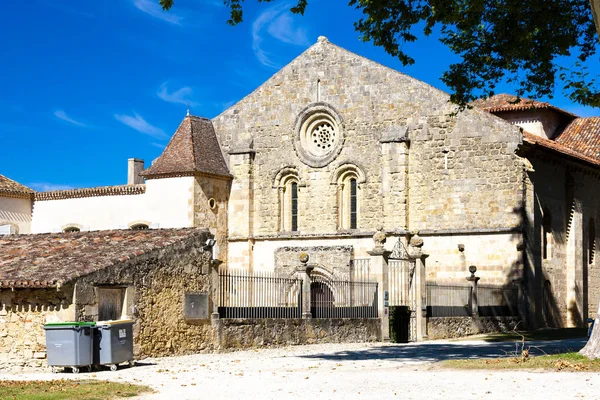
[380,127,410,231]
[367,228,391,341]
[210,261,222,322]
[298,253,313,319]
[566,179,584,327]
[408,232,427,341]
[466,265,480,317]
[228,147,255,271]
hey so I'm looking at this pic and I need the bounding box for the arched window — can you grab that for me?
[340,175,358,230]
[274,167,301,232]
[332,164,365,230]
[279,176,299,232]
[589,218,596,265]
[63,226,80,233]
[542,208,552,260]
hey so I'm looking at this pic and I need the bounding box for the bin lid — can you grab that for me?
[43,321,96,328]
[96,319,134,326]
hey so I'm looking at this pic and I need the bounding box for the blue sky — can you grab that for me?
[1,0,598,190]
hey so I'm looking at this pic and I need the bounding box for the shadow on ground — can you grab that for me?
[298,338,588,363]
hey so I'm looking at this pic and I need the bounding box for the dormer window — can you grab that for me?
[130,223,149,230]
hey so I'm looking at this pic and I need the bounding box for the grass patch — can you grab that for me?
[0,380,152,400]
[440,352,600,372]
[456,328,587,342]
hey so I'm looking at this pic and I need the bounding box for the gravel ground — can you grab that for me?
[0,339,595,400]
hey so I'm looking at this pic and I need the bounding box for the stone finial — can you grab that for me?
[469,265,477,277]
[373,227,386,249]
[317,36,329,44]
[299,252,309,265]
[409,231,423,248]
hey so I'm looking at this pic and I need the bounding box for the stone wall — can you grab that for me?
[214,318,381,349]
[74,231,215,358]
[274,245,353,279]
[426,316,522,340]
[0,286,75,370]
[408,109,523,232]
[193,176,231,265]
[526,153,600,328]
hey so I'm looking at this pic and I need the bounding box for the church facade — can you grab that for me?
[3,37,600,330]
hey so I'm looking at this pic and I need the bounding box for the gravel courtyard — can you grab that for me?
[0,338,595,400]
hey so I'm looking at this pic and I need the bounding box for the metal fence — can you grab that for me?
[351,258,371,282]
[218,268,303,318]
[310,275,378,318]
[426,283,520,317]
[389,259,416,307]
[426,283,472,317]
[478,285,519,317]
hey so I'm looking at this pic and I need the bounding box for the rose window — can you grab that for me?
[312,122,335,150]
[294,104,344,168]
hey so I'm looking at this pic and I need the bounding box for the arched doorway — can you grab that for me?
[310,281,334,318]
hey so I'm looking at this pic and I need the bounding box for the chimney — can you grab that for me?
[128,158,145,185]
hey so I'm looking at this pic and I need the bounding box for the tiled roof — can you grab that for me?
[555,117,600,159]
[0,174,34,199]
[0,228,208,288]
[522,131,600,168]
[141,115,231,179]
[472,94,577,118]
[35,184,145,201]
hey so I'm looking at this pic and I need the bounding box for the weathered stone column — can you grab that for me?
[298,253,313,319]
[228,146,255,271]
[408,232,427,341]
[367,228,391,341]
[566,179,584,327]
[210,260,223,322]
[466,265,480,317]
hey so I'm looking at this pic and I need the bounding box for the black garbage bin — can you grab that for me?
[43,322,96,373]
[93,320,135,371]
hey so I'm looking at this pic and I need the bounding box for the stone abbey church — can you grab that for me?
[2,36,600,330]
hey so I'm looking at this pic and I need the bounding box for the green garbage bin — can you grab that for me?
[93,320,135,371]
[43,322,96,373]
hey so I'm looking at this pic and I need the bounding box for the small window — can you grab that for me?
[130,223,149,230]
[339,173,359,230]
[63,226,80,233]
[350,178,357,229]
[279,176,299,232]
[542,208,552,260]
[291,182,298,232]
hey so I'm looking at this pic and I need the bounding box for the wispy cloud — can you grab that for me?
[252,2,310,68]
[28,182,75,192]
[54,110,87,127]
[151,142,166,149]
[157,82,199,107]
[115,112,168,139]
[133,0,182,25]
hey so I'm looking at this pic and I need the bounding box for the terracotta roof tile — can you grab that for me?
[141,116,231,179]
[522,131,600,168]
[35,184,145,201]
[0,174,34,198]
[472,94,577,118]
[555,117,600,159]
[0,228,208,288]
